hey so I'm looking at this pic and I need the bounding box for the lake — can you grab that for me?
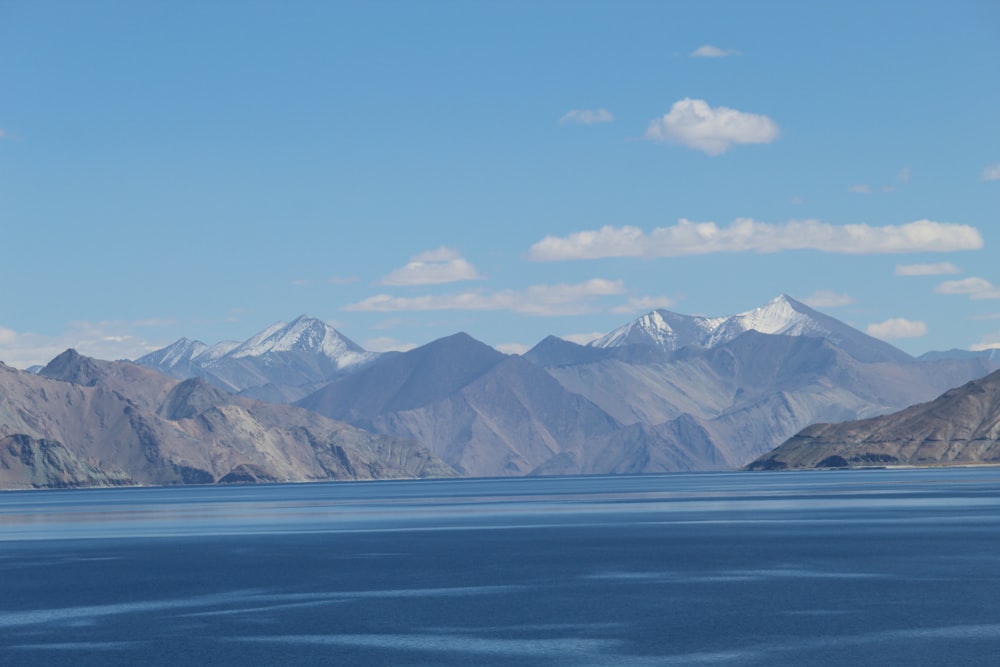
[2,468,1000,665]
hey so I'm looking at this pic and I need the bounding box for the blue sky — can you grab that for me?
[1,1,999,367]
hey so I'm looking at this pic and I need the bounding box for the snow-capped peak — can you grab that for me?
[592,295,849,353]
[146,338,209,369]
[590,309,724,350]
[226,315,370,366]
[704,294,825,347]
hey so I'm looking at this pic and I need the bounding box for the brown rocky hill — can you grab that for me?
[748,368,1000,470]
[0,351,454,489]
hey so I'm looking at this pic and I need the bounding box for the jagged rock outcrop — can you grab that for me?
[0,434,134,489]
[748,368,1000,469]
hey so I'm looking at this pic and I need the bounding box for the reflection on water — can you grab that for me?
[3,468,1000,541]
[2,468,1000,666]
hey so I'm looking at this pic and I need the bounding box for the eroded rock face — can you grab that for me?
[748,369,1000,470]
[0,352,457,489]
[0,434,134,489]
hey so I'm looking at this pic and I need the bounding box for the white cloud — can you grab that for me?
[690,44,741,58]
[0,321,166,369]
[559,109,614,125]
[494,343,529,355]
[346,279,626,316]
[644,99,779,156]
[971,333,1000,351]
[560,332,605,345]
[898,166,911,183]
[982,164,1000,181]
[800,291,855,308]
[380,247,484,286]
[363,337,418,353]
[895,262,961,276]
[790,196,804,205]
[0,326,17,345]
[529,218,984,261]
[866,318,928,340]
[611,295,676,314]
[934,277,1000,299]
[412,247,459,262]
[849,184,872,194]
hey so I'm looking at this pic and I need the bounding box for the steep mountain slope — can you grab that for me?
[136,315,379,401]
[748,369,1000,470]
[299,334,746,475]
[0,352,454,489]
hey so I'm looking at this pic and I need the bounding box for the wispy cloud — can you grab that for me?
[131,318,178,328]
[529,219,984,261]
[895,262,961,276]
[644,99,779,156]
[328,275,360,285]
[866,318,928,339]
[611,295,676,314]
[898,166,911,183]
[800,291,855,308]
[346,279,626,316]
[380,247,484,286]
[559,109,614,125]
[363,336,418,353]
[934,277,1000,299]
[849,184,872,194]
[982,164,1000,181]
[690,44,741,58]
[971,333,1000,351]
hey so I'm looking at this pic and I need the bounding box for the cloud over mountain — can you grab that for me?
[529,219,983,261]
[347,279,625,316]
[866,318,928,340]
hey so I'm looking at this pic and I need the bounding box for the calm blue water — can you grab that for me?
[2,469,1000,666]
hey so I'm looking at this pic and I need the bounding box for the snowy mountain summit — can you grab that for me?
[135,316,379,399]
[591,295,912,364]
[228,315,371,363]
[142,316,372,370]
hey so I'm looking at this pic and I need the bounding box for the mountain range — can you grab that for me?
[5,295,1000,488]
[136,295,1000,476]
